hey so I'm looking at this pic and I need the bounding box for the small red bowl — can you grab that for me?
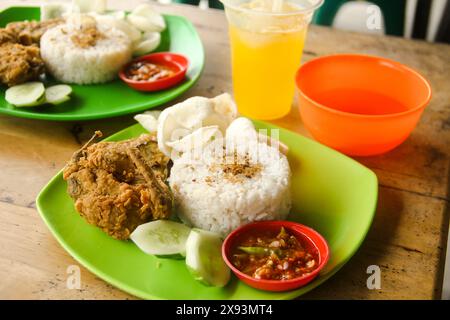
[222,221,329,292]
[119,52,188,92]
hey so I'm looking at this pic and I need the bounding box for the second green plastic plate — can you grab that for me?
[37,122,378,299]
[0,7,204,121]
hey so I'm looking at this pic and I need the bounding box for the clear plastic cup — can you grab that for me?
[221,0,323,120]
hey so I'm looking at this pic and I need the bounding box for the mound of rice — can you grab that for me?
[169,139,291,237]
[40,16,132,84]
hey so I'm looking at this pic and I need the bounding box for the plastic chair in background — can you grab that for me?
[312,0,406,36]
[173,0,224,10]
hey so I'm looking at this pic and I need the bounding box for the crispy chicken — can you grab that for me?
[63,132,173,240]
[5,18,64,46]
[0,29,17,45]
[0,42,45,86]
[0,18,63,87]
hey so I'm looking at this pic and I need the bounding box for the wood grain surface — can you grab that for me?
[0,0,449,300]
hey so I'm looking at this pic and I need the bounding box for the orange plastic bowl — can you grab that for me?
[296,54,432,156]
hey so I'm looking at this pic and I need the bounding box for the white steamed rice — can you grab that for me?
[169,139,292,237]
[40,20,132,84]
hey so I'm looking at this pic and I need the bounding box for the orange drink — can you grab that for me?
[222,0,323,120]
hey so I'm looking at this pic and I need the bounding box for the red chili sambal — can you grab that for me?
[125,61,176,82]
[231,227,319,281]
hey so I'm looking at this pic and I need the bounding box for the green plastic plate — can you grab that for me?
[0,7,204,121]
[36,122,378,299]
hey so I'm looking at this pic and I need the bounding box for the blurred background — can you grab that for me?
[160,0,450,43]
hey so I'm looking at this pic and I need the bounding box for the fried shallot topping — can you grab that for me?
[208,152,262,184]
[70,26,105,48]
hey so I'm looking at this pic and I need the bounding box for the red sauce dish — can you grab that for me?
[119,52,188,92]
[222,221,329,292]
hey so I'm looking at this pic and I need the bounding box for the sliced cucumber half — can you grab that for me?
[185,229,230,287]
[5,82,45,107]
[45,84,72,105]
[130,220,191,256]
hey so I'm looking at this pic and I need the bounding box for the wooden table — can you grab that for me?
[0,0,449,300]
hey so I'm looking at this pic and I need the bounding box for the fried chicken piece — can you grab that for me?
[63,132,173,240]
[5,18,64,46]
[0,18,63,86]
[0,29,17,45]
[0,42,45,86]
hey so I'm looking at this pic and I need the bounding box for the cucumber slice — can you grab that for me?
[130,220,191,256]
[133,32,161,56]
[40,3,70,21]
[108,10,126,20]
[45,85,72,105]
[185,229,230,287]
[73,0,106,13]
[5,82,45,107]
[155,253,185,260]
